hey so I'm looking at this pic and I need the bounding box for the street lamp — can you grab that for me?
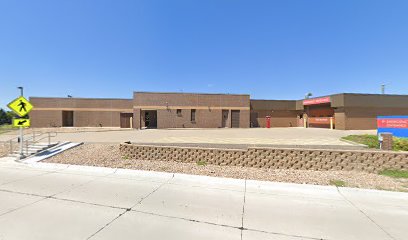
[17,87,23,96]
[304,92,313,128]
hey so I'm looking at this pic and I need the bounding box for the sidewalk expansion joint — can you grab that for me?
[0,170,56,187]
[243,227,329,240]
[336,187,396,240]
[0,188,46,198]
[0,185,128,211]
[240,178,247,240]
[86,209,128,240]
[131,209,323,240]
[87,173,175,239]
[47,171,116,199]
[49,196,128,210]
[0,196,48,218]
[130,173,174,208]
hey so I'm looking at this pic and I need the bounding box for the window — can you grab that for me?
[177,109,182,117]
[191,109,196,122]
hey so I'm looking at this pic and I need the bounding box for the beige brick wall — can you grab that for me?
[29,97,133,127]
[251,110,298,128]
[120,144,408,173]
[133,92,250,129]
[30,110,63,127]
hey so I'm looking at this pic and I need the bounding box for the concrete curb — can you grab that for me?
[19,160,408,196]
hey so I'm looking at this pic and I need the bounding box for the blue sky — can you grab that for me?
[1,0,408,108]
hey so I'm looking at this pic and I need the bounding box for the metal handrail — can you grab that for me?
[32,132,57,145]
[4,131,57,155]
[5,131,38,154]
[23,131,44,142]
[24,132,58,155]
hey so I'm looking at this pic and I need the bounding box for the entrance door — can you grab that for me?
[144,110,157,128]
[231,110,240,128]
[297,114,304,127]
[306,104,334,128]
[62,111,74,127]
[250,112,259,127]
[222,110,229,128]
[120,113,133,128]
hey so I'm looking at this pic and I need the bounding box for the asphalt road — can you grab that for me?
[0,157,406,240]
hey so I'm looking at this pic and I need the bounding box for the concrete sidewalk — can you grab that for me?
[0,158,406,240]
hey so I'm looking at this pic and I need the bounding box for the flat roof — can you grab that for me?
[340,92,408,97]
[30,96,132,101]
[251,99,297,102]
[297,92,408,101]
[133,91,250,96]
[30,92,408,102]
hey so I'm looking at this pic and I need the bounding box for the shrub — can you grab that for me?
[393,137,408,151]
[342,135,379,148]
[330,179,347,187]
[379,169,408,178]
[342,134,408,151]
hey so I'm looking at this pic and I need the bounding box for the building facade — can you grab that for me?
[133,92,250,129]
[250,100,299,128]
[295,93,408,130]
[29,92,408,130]
[29,97,133,128]
[29,92,251,129]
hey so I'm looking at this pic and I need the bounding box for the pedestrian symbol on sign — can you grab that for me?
[18,100,27,112]
[7,96,33,117]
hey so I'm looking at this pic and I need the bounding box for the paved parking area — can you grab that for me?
[0,128,376,148]
[0,158,406,240]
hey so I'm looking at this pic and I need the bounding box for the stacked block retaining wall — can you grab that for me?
[120,144,408,173]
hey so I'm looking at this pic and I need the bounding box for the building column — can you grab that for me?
[133,108,141,129]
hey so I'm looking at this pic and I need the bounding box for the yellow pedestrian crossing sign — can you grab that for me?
[13,119,30,128]
[7,96,33,117]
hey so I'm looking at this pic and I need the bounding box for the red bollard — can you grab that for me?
[266,116,271,128]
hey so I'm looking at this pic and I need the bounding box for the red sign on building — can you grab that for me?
[303,97,331,105]
[377,118,408,128]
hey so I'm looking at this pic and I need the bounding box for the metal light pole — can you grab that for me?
[305,93,312,128]
[381,84,385,94]
[18,86,23,96]
[17,87,24,159]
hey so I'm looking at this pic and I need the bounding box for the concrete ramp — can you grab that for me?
[23,142,83,164]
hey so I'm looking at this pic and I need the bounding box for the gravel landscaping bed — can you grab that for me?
[45,143,408,192]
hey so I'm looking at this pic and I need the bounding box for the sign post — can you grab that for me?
[7,93,34,159]
[19,121,23,158]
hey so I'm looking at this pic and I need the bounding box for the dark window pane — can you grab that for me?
[191,109,196,122]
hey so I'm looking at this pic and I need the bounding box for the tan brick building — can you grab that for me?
[250,100,299,128]
[29,92,408,130]
[29,97,133,128]
[295,93,408,130]
[30,92,250,129]
[133,92,250,129]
